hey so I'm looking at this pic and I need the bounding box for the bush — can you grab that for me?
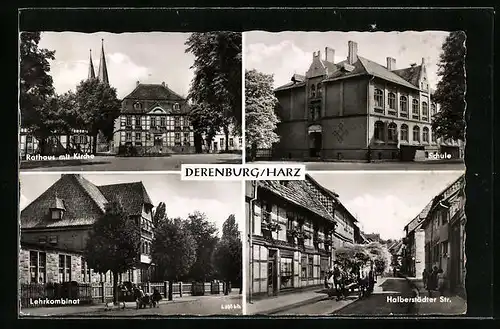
[118,144,139,157]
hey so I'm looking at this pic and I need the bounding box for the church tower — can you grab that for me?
[97,39,109,85]
[88,49,96,80]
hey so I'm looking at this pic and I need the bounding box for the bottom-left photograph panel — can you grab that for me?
[18,173,243,317]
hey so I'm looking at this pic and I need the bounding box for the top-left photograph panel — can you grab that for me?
[19,32,243,172]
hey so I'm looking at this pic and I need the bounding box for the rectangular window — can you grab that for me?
[441,210,449,225]
[229,138,234,147]
[125,132,132,141]
[308,256,314,278]
[239,137,242,145]
[29,251,46,283]
[135,116,141,127]
[59,255,72,283]
[135,132,141,140]
[160,117,166,127]
[280,257,293,289]
[301,255,307,279]
[220,138,224,147]
[81,258,91,283]
[126,116,132,126]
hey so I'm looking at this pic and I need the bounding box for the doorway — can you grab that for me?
[309,132,322,158]
[268,250,278,296]
[449,223,460,292]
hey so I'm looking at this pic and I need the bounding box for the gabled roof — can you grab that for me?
[257,178,335,223]
[405,199,433,233]
[276,55,421,92]
[123,83,185,101]
[21,175,152,229]
[98,182,153,216]
[392,65,422,87]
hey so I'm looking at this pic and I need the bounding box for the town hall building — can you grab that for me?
[113,82,195,155]
[272,40,464,161]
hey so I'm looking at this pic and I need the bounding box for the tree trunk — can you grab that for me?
[224,126,229,152]
[113,271,119,305]
[168,280,173,301]
[251,142,257,161]
[92,133,97,155]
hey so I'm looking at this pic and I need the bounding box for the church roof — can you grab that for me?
[392,65,422,87]
[97,39,109,85]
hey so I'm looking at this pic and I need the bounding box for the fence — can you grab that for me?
[20,281,226,308]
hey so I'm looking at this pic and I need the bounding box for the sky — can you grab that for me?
[310,171,464,240]
[19,173,242,237]
[245,31,450,90]
[37,32,195,99]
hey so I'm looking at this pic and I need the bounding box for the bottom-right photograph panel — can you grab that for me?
[245,171,466,316]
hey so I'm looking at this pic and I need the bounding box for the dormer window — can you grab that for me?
[133,102,142,110]
[173,103,180,111]
[50,196,66,220]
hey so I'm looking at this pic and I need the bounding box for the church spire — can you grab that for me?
[88,49,96,80]
[97,39,109,85]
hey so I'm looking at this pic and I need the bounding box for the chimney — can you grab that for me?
[313,50,321,59]
[325,47,335,63]
[386,57,396,71]
[161,81,165,87]
[136,81,140,87]
[421,57,426,65]
[347,41,358,64]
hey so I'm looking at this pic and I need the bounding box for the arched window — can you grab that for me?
[413,126,420,142]
[374,121,385,141]
[422,102,429,118]
[431,103,437,117]
[423,127,429,143]
[173,103,180,111]
[317,83,322,96]
[412,99,419,116]
[432,129,437,142]
[401,124,409,142]
[400,96,408,117]
[310,84,316,98]
[388,92,396,110]
[388,122,397,142]
[374,89,383,108]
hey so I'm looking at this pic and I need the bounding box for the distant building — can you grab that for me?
[272,41,464,161]
[246,175,358,299]
[402,201,432,278]
[20,174,155,284]
[203,125,243,153]
[113,82,195,155]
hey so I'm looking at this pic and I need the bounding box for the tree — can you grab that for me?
[185,212,219,282]
[185,32,242,133]
[189,103,224,153]
[151,217,197,300]
[213,214,242,294]
[74,78,121,153]
[153,202,167,227]
[19,32,56,153]
[245,69,280,159]
[83,200,141,305]
[432,31,466,141]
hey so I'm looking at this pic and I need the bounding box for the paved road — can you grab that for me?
[275,278,415,316]
[21,294,243,317]
[20,154,242,171]
[251,161,465,171]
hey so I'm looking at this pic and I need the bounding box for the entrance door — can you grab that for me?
[213,142,218,152]
[154,135,163,146]
[309,132,322,158]
[268,250,278,296]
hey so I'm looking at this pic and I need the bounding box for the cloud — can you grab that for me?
[164,196,243,237]
[49,52,150,99]
[345,194,421,240]
[246,41,311,88]
[19,194,30,211]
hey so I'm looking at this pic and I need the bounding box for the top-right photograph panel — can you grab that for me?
[244,31,466,171]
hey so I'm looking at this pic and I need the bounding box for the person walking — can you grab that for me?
[422,268,429,289]
[427,266,438,297]
[437,268,446,296]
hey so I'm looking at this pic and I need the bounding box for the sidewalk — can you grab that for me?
[402,276,467,315]
[247,286,329,315]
